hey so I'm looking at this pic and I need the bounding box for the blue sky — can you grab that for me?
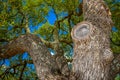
[46,9,57,25]
[29,9,57,32]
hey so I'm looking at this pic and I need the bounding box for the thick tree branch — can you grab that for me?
[0,34,61,79]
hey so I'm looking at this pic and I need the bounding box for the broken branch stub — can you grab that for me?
[71,21,96,43]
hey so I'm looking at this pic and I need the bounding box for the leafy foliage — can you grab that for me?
[0,0,120,79]
[108,0,120,54]
[115,74,120,80]
[35,22,54,41]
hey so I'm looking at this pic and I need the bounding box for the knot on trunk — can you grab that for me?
[71,21,94,41]
[103,48,114,62]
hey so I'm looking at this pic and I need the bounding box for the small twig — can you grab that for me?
[0,60,33,78]
[19,61,27,80]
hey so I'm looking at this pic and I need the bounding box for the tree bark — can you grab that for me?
[71,0,114,80]
[110,54,120,80]
[0,34,62,80]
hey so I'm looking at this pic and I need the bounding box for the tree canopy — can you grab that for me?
[0,0,120,80]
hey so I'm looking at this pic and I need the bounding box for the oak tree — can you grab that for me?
[0,0,120,80]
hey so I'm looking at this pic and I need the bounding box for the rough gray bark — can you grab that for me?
[71,0,114,80]
[0,34,62,80]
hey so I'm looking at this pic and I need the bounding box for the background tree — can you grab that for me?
[0,0,120,80]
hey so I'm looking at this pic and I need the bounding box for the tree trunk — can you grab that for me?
[71,0,114,80]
